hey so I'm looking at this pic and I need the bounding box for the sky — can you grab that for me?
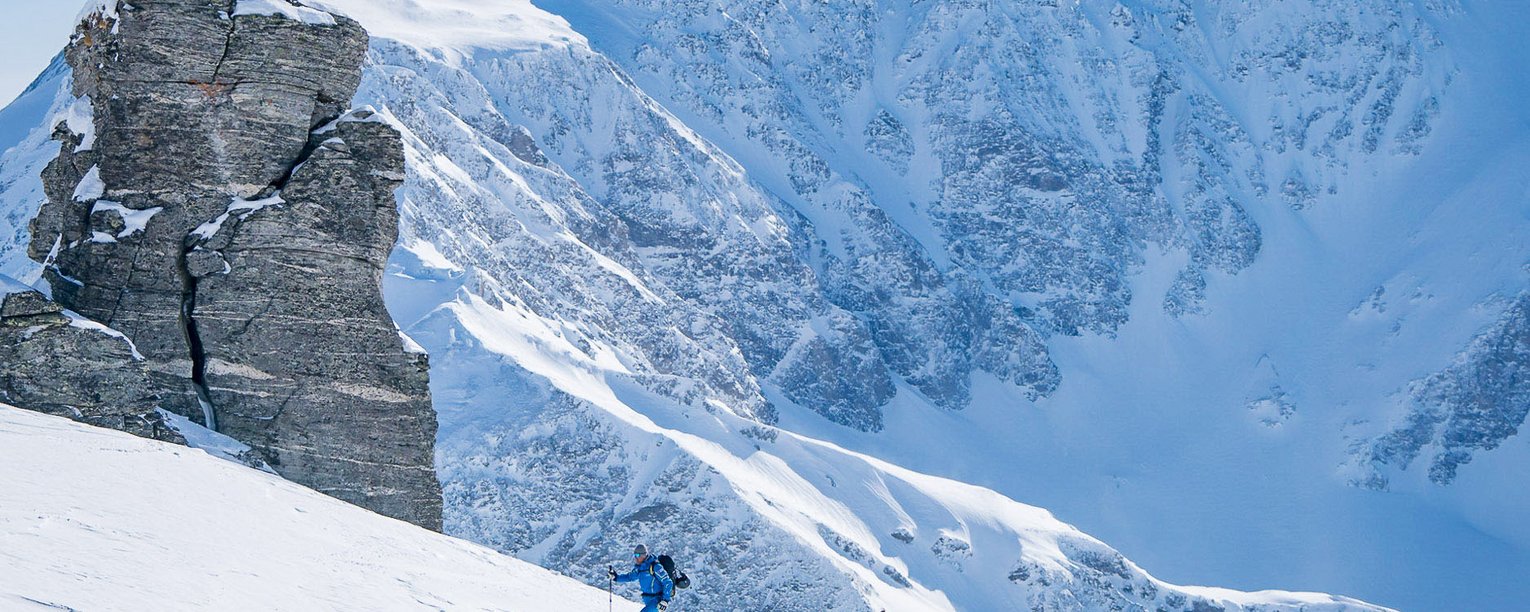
[0,1,82,107]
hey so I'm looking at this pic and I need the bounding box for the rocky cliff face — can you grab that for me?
[1362,291,1530,487]
[387,0,1451,434]
[0,275,180,443]
[22,0,440,529]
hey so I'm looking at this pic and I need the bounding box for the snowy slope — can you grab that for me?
[0,405,634,612]
[509,1,1530,610]
[1,1,1525,611]
[307,1,1387,610]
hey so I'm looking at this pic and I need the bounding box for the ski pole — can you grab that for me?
[608,565,614,612]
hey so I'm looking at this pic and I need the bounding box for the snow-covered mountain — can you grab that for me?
[0,405,628,612]
[1,0,1526,610]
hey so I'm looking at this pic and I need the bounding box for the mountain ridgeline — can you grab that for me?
[5,0,440,529]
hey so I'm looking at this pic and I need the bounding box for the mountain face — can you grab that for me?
[340,25,1296,608]
[534,0,1450,413]
[5,0,441,529]
[1,0,1526,611]
[342,0,1526,609]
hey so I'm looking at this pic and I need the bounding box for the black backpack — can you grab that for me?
[656,554,691,590]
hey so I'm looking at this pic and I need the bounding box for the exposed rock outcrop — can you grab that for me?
[1361,291,1530,487]
[21,0,440,529]
[0,276,180,443]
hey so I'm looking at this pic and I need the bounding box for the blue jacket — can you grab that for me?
[616,557,674,601]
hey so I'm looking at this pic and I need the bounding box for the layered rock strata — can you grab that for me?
[22,0,440,529]
[0,276,180,443]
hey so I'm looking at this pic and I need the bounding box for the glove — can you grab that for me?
[607,567,617,581]
[657,602,667,611]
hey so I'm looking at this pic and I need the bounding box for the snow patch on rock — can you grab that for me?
[232,0,338,27]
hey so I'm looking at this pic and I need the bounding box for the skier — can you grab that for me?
[609,544,674,612]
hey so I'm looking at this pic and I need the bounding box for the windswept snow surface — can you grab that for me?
[0,405,635,612]
[305,0,582,60]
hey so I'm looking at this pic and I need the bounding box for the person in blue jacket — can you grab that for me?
[609,544,674,611]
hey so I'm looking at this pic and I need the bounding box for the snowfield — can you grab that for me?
[0,402,1384,612]
[0,405,636,612]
